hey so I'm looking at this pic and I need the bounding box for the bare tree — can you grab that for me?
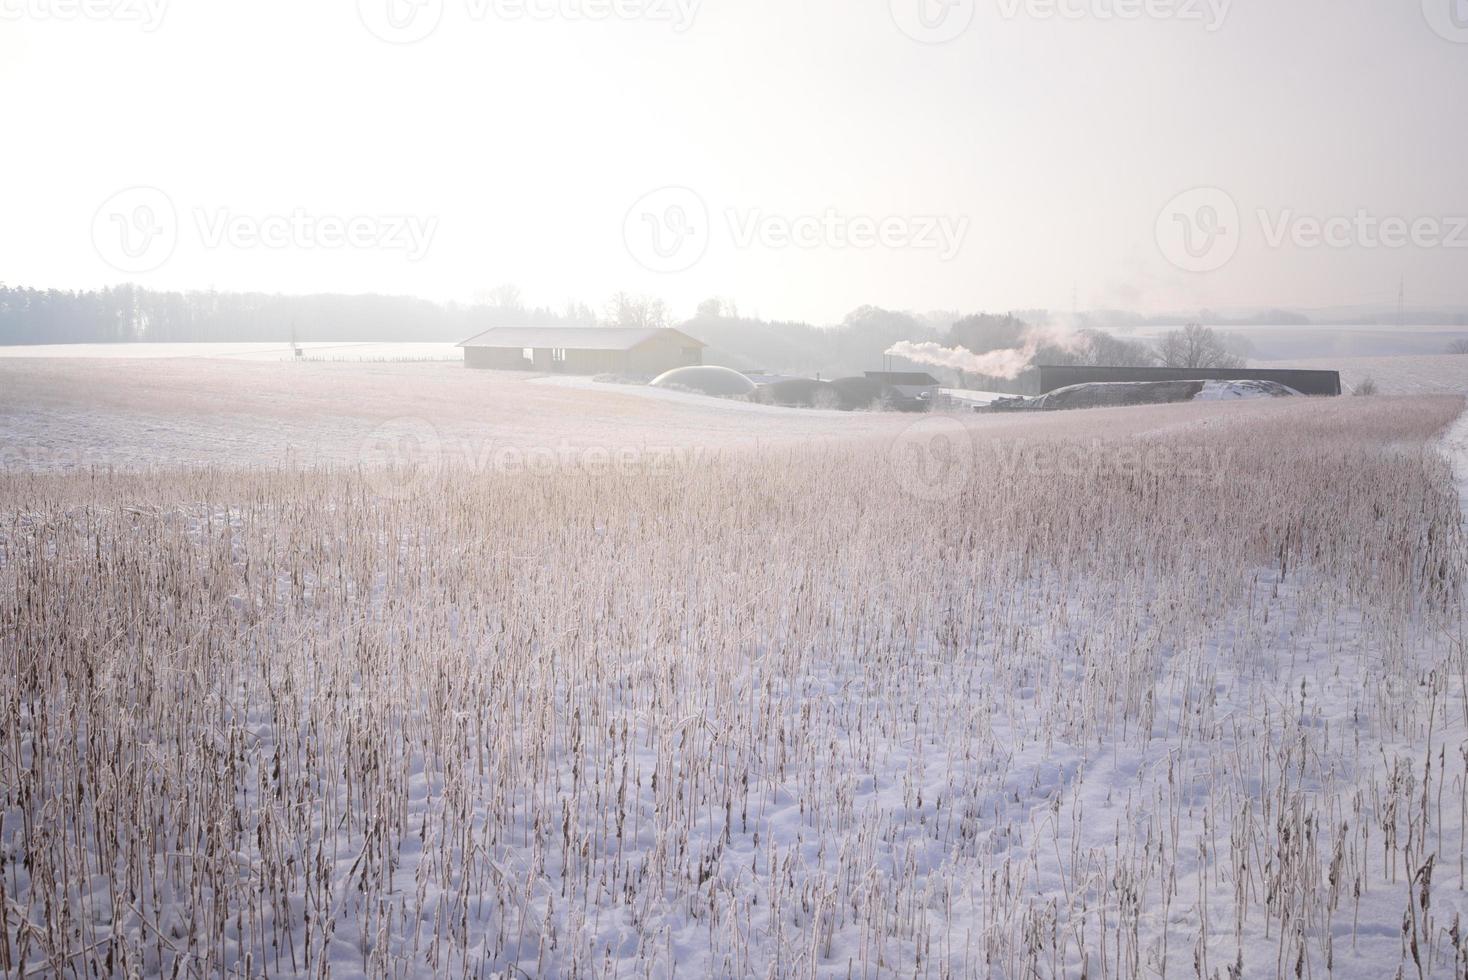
[1447,338,1468,355]
[1078,329,1158,367]
[1156,323,1246,369]
[605,292,670,330]
[563,300,598,325]
[476,284,524,312]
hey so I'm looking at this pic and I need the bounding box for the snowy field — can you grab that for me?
[1266,354,1468,396]
[1123,324,1468,361]
[2,358,1467,978]
[0,341,462,362]
[0,358,905,474]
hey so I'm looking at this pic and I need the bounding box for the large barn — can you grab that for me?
[458,326,706,376]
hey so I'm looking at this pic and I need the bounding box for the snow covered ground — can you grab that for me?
[0,358,903,473]
[0,341,461,361]
[1,359,1465,978]
[1267,353,1468,395]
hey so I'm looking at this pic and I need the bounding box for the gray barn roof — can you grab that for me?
[865,371,941,386]
[458,326,707,351]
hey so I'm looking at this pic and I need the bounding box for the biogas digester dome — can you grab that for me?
[649,365,758,398]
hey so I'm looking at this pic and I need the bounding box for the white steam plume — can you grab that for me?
[884,340,1040,380]
[886,323,1089,381]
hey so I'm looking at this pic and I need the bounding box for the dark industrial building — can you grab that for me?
[458,326,706,376]
[1035,364,1342,397]
[864,371,941,399]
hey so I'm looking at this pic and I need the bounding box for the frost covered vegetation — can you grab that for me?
[2,395,1466,978]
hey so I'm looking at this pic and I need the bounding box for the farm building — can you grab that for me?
[458,326,706,376]
[1035,364,1342,396]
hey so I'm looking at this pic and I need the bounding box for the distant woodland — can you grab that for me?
[5,283,1459,389]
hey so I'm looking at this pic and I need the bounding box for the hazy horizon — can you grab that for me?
[4,0,1466,323]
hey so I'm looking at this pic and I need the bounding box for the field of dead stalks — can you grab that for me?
[1,375,1466,977]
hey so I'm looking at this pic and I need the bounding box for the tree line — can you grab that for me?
[0,285,584,346]
[0,284,1252,387]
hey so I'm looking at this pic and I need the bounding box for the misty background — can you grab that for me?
[6,284,1466,394]
[3,0,1467,327]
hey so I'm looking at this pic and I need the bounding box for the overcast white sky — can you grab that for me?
[2,0,1466,323]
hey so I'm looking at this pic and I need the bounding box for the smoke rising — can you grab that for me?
[886,324,1087,380]
[885,340,1039,380]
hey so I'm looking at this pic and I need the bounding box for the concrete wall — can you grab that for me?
[1036,364,1342,396]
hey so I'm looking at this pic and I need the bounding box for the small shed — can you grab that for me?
[458,326,706,376]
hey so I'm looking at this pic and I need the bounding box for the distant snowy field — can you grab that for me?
[1122,323,1468,360]
[1,358,1466,979]
[1268,353,1468,395]
[0,341,461,361]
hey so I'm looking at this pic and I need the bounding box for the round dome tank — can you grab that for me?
[829,376,884,410]
[649,365,758,398]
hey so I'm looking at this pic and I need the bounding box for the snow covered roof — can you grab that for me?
[457,327,707,351]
